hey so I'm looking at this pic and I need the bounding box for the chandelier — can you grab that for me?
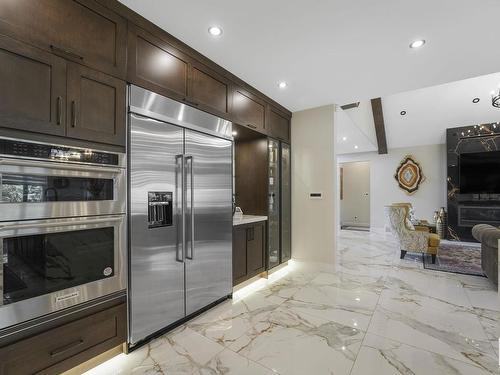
[492,86,500,108]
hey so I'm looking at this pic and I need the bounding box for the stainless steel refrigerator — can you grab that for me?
[128,85,233,347]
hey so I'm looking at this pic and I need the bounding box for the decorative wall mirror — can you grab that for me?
[394,155,425,195]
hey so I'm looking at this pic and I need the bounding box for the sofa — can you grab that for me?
[472,224,499,285]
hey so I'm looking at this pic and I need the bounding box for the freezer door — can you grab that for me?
[129,114,185,345]
[184,130,232,316]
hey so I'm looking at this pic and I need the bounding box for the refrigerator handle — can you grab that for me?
[186,155,194,260]
[175,154,185,263]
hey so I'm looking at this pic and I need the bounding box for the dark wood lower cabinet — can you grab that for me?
[0,302,126,375]
[233,221,266,286]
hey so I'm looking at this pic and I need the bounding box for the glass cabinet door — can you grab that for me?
[281,143,291,262]
[268,139,280,269]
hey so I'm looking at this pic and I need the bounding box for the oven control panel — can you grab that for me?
[0,139,119,166]
[148,192,173,228]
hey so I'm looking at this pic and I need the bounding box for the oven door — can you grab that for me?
[0,158,126,222]
[0,215,126,330]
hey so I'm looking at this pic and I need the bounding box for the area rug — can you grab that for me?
[422,241,485,277]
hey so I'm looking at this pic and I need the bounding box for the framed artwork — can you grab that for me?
[394,155,425,195]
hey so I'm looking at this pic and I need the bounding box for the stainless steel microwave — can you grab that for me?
[0,137,126,222]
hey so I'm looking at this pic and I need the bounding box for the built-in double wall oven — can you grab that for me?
[0,137,126,331]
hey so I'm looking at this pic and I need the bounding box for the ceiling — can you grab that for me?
[335,71,500,154]
[383,71,500,149]
[119,0,500,112]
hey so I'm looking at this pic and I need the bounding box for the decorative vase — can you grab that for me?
[437,207,447,239]
[433,211,439,224]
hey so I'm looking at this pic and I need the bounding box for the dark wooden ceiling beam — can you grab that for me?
[371,97,388,154]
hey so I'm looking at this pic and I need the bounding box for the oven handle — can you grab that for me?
[0,158,123,175]
[0,216,123,232]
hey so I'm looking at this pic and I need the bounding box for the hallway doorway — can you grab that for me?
[339,161,370,231]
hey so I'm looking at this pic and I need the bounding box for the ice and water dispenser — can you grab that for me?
[148,192,172,228]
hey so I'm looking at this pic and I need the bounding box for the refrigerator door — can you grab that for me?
[184,129,232,316]
[129,113,185,345]
[268,138,281,269]
[281,142,291,262]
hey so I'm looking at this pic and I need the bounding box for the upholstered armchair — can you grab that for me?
[385,204,440,263]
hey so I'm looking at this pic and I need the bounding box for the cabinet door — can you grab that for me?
[268,106,291,142]
[247,223,265,274]
[67,63,126,146]
[232,88,266,132]
[128,24,190,101]
[0,35,66,137]
[189,62,231,115]
[233,226,248,285]
[0,0,126,77]
[268,139,281,269]
[281,143,291,263]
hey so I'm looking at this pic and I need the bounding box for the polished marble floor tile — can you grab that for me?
[351,333,494,375]
[85,230,499,375]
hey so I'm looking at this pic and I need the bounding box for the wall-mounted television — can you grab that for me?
[460,150,500,194]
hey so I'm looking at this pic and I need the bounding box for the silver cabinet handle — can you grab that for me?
[71,100,77,128]
[56,96,63,125]
[175,154,185,263]
[186,155,194,260]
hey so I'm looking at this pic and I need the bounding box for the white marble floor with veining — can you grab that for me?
[85,230,499,375]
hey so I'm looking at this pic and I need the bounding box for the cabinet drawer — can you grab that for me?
[232,88,266,132]
[0,0,126,78]
[0,303,126,375]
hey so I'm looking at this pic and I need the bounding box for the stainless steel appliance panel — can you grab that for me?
[281,143,291,262]
[129,85,232,140]
[0,214,126,330]
[129,114,185,345]
[0,159,126,222]
[184,130,232,315]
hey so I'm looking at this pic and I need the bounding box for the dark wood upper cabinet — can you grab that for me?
[189,62,231,115]
[0,35,66,137]
[0,0,126,78]
[267,106,291,142]
[232,88,266,132]
[128,23,190,101]
[67,63,126,146]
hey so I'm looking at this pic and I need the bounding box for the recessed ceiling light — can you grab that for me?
[409,39,425,49]
[472,98,480,104]
[342,136,347,141]
[354,145,359,149]
[278,81,288,89]
[208,26,223,37]
[400,110,407,116]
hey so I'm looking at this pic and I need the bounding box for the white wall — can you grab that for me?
[291,105,336,263]
[338,144,447,230]
[340,161,370,227]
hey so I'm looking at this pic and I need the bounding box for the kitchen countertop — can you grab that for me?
[233,215,268,226]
